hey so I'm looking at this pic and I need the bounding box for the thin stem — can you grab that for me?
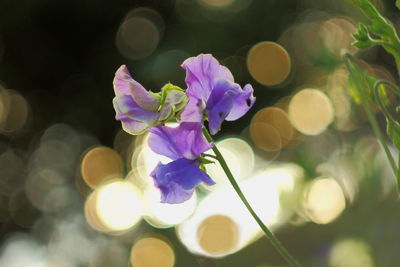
[202,153,218,160]
[373,80,400,191]
[202,128,302,267]
[343,54,398,191]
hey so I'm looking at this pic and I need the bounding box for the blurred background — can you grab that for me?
[0,0,399,266]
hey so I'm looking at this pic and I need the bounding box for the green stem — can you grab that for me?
[202,153,218,160]
[343,54,397,189]
[360,93,398,179]
[373,80,400,192]
[202,128,302,267]
[397,155,400,191]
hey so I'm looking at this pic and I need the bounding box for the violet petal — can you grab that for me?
[113,95,159,123]
[150,158,215,204]
[113,65,160,111]
[113,100,149,135]
[181,54,234,102]
[148,122,213,160]
[225,84,256,121]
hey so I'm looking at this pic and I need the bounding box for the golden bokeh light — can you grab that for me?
[204,137,254,189]
[80,146,124,189]
[197,215,239,256]
[288,89,334,135]
[320,17,358,58]
[247,41,291,86]
[142,187,197,228]
[177,164,302,257]
[84,180,142,233]
[130,237,175,267]
[325,67,359,131]
[304,177,346,224]
[329,238,374,267]
[250,107,294,151]
[250,123,282,151]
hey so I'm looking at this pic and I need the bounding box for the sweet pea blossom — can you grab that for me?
[180,54,256,134]
[113,65,188,135]
[148,122,215,203]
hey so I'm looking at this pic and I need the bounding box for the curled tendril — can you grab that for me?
[373,80,400,124]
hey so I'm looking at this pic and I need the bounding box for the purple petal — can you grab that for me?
[113,100,149,135]
[181,54,234,102]
[179,97,204,123]
[113,65,160,111]
[225,84,256,121]
[113,95,159,123]
[206,80,236,135]
[148,122,213,160]
[150,158,215,203]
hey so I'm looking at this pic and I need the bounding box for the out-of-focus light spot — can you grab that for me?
[142,187,197,228]
[113,129,135,171]
[198,0,235,8]
[325,67,358,131]
[320,17,357,58]
[85,180,142,233]
[304,177,345,224]
[0,86,10,126]
[130,237,175,267]
[250,123,282,151]
[125,7,165,36]
[288,89,334,135]
[0,233,48,267]
[131,136,171,189]
[1,91,30,134]
[247,41,291,86]
[329,238,374,267]
[0,151,25,197]
[250,107,294,151]
[90,240,129,267]
[116,9,162,60]
[197,215,239,256]
[204,137,254,189]
[80,146,124,189]
[178,164,302,257]
[151,49,189,87]
[9,189,39,228]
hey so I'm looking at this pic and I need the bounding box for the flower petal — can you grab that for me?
[113,100,149,135]
[113,95,159,123]
[150,158,215,203]
[206,80,235,135]
[148,122,213,160]
[225,84,256,121]
[113,65,160,111]
[181,54,234,102]
[179,97,204,123]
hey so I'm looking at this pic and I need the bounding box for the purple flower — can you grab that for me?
[180,54,256,135]
[148,122,215,203]
[113,65,188,135]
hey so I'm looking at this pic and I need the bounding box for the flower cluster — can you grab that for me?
[113,54,255,203]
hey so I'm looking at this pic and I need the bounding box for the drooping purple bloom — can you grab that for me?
[148,122,215,203]
[180,54,256,135]
[113,65,187,135]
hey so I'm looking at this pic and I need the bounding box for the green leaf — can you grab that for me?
[349,0,400,55]
[387,118,400,150]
